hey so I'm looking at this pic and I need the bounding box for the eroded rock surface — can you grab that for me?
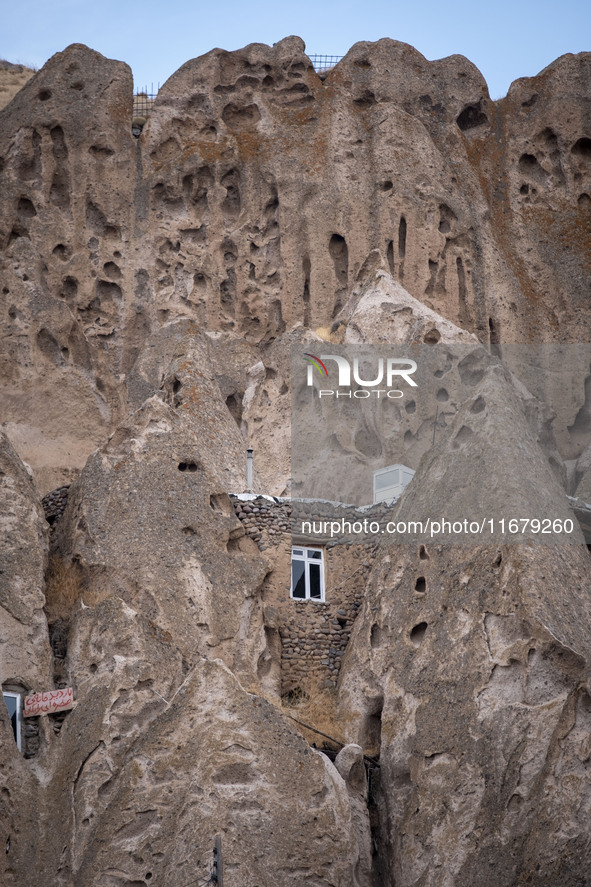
[338,360,591,886]
[0,34,590,887]
[1,40,590,490]
[54,381,267,688]
[0,432,52,689]
[0,433,52,884]
[9,599,369,885]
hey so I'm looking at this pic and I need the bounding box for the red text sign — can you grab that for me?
[23,687,74,717]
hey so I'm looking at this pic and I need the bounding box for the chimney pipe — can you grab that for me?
[246,448,254,491]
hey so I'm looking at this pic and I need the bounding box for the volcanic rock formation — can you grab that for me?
[1,35,591,887]
[1,38,590,491]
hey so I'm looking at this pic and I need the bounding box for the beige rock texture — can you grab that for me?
[339,539,591,886]
[1,390,372,885]
[389,356,582,542]
[6,598,369,885]
[1,39,591,491]
[337,360,591,886]
[343,266,479,346]
[54,384,268,688]
[0,44,135,493]
[0,432,52,691]
[290,322,577,508]
[0,34,590,887]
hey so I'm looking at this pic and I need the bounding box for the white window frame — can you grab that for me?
[373,464,415,504]
[291,546,325,602]
[3,691,22,751]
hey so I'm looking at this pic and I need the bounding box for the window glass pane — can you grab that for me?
[291,560,306,598]
[3,694,18,744]
[4,694,16,719]
[375,468,398,491]
[309,563,322,599]
[292,548,304,557]
[307,549,322,560]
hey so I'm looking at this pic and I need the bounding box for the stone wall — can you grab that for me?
[41,484,70,527]
[233,495,292,549]
[275,538,373,694]
[232,495,381,694]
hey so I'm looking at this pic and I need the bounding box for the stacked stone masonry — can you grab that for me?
[232,495,386,693]
[41,484,70,527]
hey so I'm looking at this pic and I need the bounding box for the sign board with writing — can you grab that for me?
[23,687,74,717]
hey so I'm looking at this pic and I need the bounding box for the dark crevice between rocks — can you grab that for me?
[368,760,386,887]
[329,234,348,318]
[358,694,386,884]
[132,119,145,138]
[302,255,311,328]
[386,240,395,275]
[172,377,182,407]
[362,695,383,756]
[47,620,71,734]
[489,316,499,344]
[225,392,243,426]
[42,553,85,739]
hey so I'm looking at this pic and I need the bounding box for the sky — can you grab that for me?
[2,0,590,100]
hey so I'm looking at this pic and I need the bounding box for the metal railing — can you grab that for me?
[132,55,344,121]
[308,54,344,73]
[133,84,159,119]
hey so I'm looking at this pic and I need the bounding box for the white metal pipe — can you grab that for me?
[246,448,253,491]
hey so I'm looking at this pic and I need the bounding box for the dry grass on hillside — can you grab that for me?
[0,62,35,112]
[280,687,346,751]
[44,556,85,622]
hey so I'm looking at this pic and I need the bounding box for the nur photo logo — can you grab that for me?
[304,352,418,398]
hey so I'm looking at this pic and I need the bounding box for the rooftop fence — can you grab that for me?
[308,54,344,72]
[132,55,344,119]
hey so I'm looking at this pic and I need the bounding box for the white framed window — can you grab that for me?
[3,691,22,751]
[291,547,325,601]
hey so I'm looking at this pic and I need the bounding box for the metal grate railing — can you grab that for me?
[132,54,345,122]
[308,54,344,73]
[133,84,159,119]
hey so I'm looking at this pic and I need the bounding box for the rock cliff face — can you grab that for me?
[0,431,52,693]
[1,39,590,491]
[0,36,591,887]
[338,359,591,885]
[55,379,268,688]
